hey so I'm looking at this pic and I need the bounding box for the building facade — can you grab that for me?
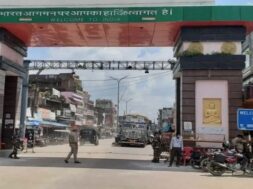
[95,99,116,128]
[242,33,253,109]
[28,73,96,127]
[157,107,174,130]
[29,73,82,93]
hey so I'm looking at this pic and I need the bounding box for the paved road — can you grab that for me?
[0,139,253,189]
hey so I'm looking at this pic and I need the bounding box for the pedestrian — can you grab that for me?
[23,137,28,153]
[25,129,35,153]
[168,132,183,167]
[65,122,81,164]
[9,134,24,159]
[151,131,162,163]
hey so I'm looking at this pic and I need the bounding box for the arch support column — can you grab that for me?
[173,26,246,147]
[0,28,27,149]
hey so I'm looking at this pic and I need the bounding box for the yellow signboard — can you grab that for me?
[203,98,221,125]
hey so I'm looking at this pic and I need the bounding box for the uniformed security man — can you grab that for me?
[65,123,81,164]
[151,131,162,163]
[9,134,24,159]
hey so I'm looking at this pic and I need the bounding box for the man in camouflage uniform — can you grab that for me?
[152,131,162,163]
[9,134,24,159]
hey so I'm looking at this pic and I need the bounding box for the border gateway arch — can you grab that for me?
[0,0,251,150]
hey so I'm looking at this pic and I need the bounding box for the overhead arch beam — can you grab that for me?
[26,60,176,70]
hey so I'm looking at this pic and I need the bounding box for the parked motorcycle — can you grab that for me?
[190,148,205,169]
[190,148,219,171]
[207,150,250,176]
[200,150,220,172]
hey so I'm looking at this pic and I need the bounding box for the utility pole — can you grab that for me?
[109,76,128,132]
[125,98,132,115]
[31,69,44,118]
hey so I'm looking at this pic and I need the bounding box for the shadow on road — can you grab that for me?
[0,157,200,172]
[200,173,253,178]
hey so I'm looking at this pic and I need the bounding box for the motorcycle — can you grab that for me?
[190,148,205,169]
[207,150,250,176]
[200,150,221,172]
[190,148,219,171]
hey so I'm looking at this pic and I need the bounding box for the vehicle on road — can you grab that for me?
[115,114,155,147]
[115,122,148,147]
[80,126,99,146]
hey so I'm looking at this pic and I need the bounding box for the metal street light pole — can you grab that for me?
[125,98,132,115]
[109,76,128,132]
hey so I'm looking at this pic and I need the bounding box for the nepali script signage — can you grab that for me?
[0,7,182,23]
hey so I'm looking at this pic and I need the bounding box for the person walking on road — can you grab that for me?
[168,132,183,167]
[65,123,81,164]
[9,134,24,159]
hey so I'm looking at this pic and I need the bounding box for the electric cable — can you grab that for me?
[82,71,171,91]
[85,72,171,93]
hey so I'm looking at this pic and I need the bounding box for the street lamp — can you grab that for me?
[125,98,132,115]
[109,76,128,132]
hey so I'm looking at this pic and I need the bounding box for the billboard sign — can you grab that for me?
[237,109,253,131]
[0,0,214,8]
